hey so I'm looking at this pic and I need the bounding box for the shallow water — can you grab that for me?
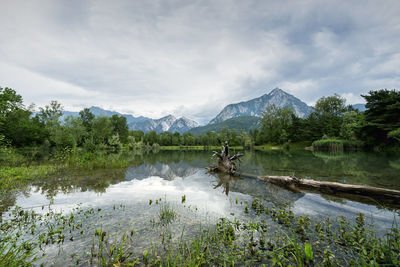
[2,149,400,265]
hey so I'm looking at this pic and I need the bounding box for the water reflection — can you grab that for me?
[125,161,199,181]
[2,149,400,218]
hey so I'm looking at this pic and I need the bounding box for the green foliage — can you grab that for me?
[340,110,364,140]
[2,87,400,150]
[0,88,47,146]
[314,94,347,116]
[111,114,128,143]
[258,105,294,144]
[79,108,94,131]
[108,134,121,150]
[92,116,113,145]
[362,89,400,145]
[158,203,177,225]
[388,128,400,142]
[312,139,364,151]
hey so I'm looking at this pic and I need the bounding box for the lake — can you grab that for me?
[2,149,400,265]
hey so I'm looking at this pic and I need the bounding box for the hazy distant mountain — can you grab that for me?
[189,116,260,136]
[209,88,313,124]
[168,117,199,134]
[57,106,199,134]
[58,106,149,124]
[129,115,199,134]
[352,103,366,111]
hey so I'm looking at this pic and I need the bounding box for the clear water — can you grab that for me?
[2,149,400,265]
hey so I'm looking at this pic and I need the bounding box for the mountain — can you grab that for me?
[129,115,199,134]
[209,88,313,124]
[56,106,199,134]
[58,106,149,124]
[168,117,199,134]
[189,116,260,136]
[352,103,366,111]
[86,106,149,124]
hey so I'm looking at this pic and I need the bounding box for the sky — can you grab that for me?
[0,0,399,124]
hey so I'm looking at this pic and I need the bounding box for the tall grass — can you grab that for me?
[312,139,364,151]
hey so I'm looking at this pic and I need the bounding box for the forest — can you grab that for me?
[1,87,399,151]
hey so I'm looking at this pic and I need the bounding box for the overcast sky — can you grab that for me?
[1,0,399,124]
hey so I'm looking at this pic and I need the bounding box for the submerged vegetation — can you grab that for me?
[1,197,399,266]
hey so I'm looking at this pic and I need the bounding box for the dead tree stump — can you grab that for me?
[207,141,243,175]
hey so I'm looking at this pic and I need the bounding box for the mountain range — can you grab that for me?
[58,88,366,134]
[57,107,198,134]
[60,106,149,125]
[189,116,261,136]
[128,115,199,134]
[209,88,313,124]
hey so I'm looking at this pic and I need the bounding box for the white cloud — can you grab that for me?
[0,0,399,122]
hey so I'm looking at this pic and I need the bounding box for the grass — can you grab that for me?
[0,165,58,190]
[158,203,177,225]
[312,139,364,151]
[0,149,137,191]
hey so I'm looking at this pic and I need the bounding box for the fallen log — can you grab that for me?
[207,145,400,208]
[251,174,400,208]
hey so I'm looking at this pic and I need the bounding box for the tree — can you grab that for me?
[79,108,95,131]
[129,130,144,143]
[340,111,364,140]
[92,116,113,144]
[111,114,128,143]
[0,88,46,146]
[2,107,46,146]
[312,94,346,138]
[0,87,23,121]
[38,100,63,127]
[259,105,294,144]
[144,131,158,145]
[314,94,347,116]
[362,89,400,145]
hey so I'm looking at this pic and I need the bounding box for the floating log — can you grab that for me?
[237,172,400,208]
[207,145,400,208]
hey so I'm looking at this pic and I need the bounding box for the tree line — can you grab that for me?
[1,87,399,150]
[255,90,400,148]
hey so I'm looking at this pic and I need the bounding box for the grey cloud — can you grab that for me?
[0,0,399,122]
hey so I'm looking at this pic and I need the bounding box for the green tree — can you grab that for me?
[259,105,294,144]
[362,89,400,145]
[92,116,113,145]
[172,132,181,145]
[129,130,144,143]
[0,88,46,146]
[144,131,158,145]
[313,94,346,138]
[340,111,364,140]
[79,108,95,132]
[38,100,63,127]
[111,114,128,143]
[0,87,23,125]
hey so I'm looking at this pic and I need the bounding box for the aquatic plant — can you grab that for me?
[158,203,177,226]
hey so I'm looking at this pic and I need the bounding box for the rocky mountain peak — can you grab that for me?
[209,88,313,124]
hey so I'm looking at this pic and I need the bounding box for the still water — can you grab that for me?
[2,149,400,265]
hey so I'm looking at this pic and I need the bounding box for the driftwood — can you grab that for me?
[235,172,400,208]
[259,175,400,205]
[207,141,243,175]
[206,144,400,208]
